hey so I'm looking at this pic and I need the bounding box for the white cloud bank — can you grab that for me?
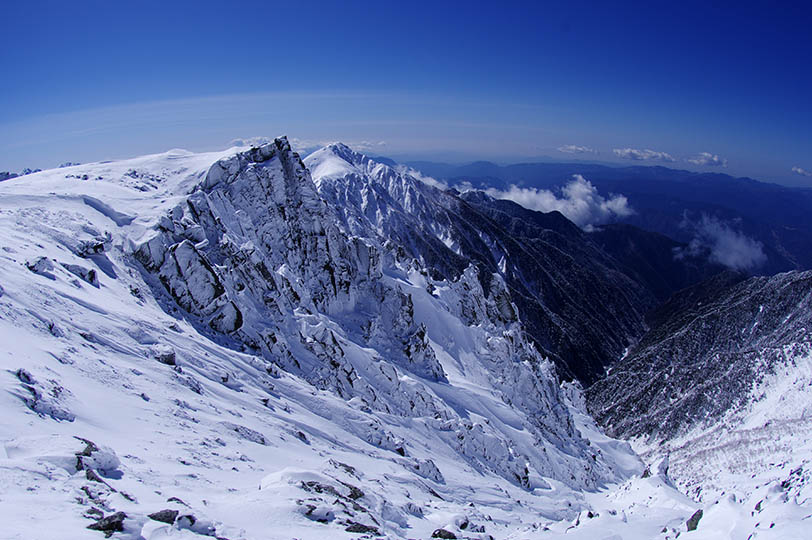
[613,147,676,162]
[484,174,633,229]
[676,215,767,271]
[686,152,728,167]
[792,166,812,177]
[557,144,597,154]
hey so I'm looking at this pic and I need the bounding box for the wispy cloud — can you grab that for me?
[557,144,597,155]
[353,140,388,151]
[613,147,676,162]
[484,174,633,229]
[230,136,273,147]
[686,152,728,167]
[396,165,448,190]
[290,137,387,152]
[675,214,766,271]
[792,166,812,177]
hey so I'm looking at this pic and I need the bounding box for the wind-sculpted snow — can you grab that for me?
[0,137,648,540]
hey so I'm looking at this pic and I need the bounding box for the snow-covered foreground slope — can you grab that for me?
[0,138,608,539]
[0,138,809,539]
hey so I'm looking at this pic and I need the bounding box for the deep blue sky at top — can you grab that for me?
[1,0,810,185]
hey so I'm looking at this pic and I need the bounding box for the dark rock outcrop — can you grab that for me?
[87,511,126,537]
[148,509,179,524]
[686,509,703,531]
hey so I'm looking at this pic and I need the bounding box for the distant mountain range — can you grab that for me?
[402,160,812,274]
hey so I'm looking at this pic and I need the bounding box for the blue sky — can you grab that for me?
[2,1,811,185]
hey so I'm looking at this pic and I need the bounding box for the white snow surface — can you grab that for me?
[0,138,809,539]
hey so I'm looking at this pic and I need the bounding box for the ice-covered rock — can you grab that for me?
[61,262,99,287]
[26,256,55,277]
[407,458,445,483]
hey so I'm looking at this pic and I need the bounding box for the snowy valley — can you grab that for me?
[0,138,810,540]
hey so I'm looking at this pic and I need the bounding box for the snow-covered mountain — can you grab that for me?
[0,138,809,540]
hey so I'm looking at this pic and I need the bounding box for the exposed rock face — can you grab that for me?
[587,270,812,442]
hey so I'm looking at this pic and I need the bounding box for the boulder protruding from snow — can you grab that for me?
[62,263,99,287]
[150,344,176,366]
[26,257,55,278]
[74,437,121,478]
[86,511,126,536]
[148,509,179,524]
[686,508,703,531]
